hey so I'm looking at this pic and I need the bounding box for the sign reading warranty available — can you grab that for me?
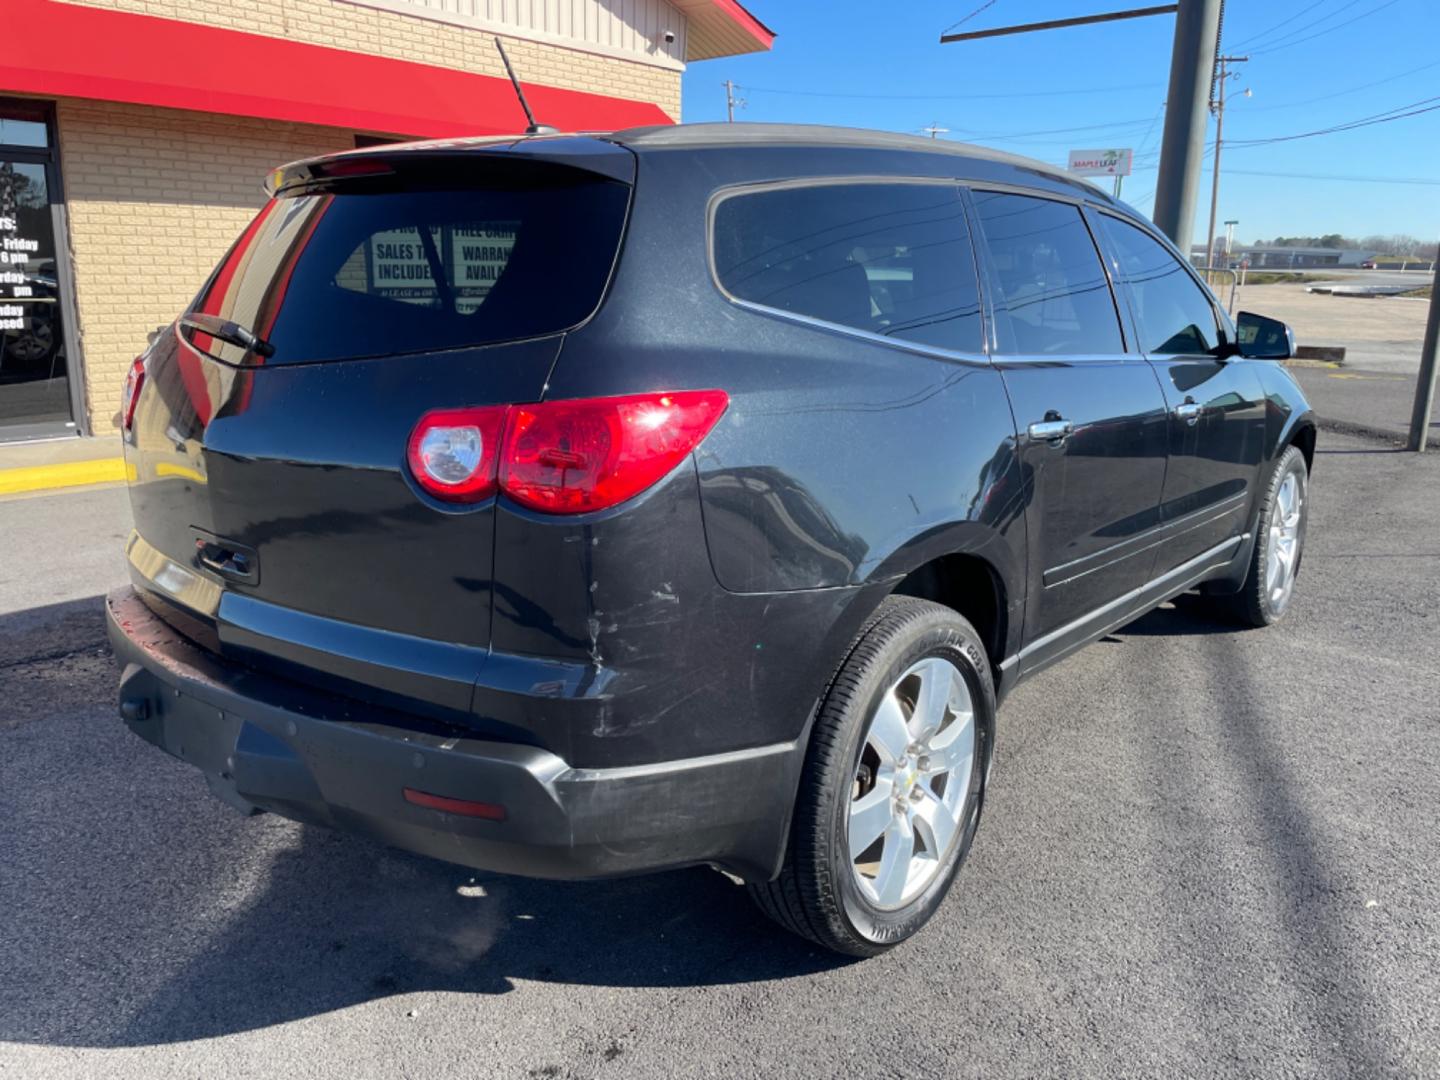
[1067,149,1133,176]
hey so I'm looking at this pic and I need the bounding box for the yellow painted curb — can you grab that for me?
[0,458,131,496]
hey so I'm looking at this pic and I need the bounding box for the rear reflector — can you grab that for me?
[407,405,508,503]
[403,787,507,821]
[121,356,146,433]
[405,390,729,514]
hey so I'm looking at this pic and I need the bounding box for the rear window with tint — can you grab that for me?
[183,171,629,365]
[712,182,984,354]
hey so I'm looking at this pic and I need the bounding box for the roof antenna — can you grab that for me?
[493,38,558,136]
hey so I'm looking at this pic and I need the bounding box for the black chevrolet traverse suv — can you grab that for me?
[108,123,1315,956]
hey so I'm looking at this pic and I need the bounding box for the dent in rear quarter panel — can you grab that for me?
[487,457,893,769]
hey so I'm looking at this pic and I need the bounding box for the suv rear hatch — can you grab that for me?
[122,140,634,723]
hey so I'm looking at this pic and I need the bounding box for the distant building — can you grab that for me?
[1190,244,1377,269]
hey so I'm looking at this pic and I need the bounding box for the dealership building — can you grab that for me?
[0,0,773,443]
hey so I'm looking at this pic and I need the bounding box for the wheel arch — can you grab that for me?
[888,552,1009,689]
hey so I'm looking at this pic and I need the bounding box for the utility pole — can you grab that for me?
[1408,251,1440,451]
[922,123,949,139]
[1204,55,1248,271]
[940,3,1212,249]
[723,80,744,122]
[1152,0,1223,248]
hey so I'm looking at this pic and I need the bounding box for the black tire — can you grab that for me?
[749,596,993,957]
[1229,444,1309,627]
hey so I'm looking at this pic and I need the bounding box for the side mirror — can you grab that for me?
[1234,311,1295,360]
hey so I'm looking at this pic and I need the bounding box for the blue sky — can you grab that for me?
[680,0,1440,246]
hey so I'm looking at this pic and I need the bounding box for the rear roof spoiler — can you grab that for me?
[264,135,636,197]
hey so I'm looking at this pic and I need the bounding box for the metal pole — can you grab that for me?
[724,80,735,122]
[1205,57,1247,276]
[1407,252,1440,451]
[1152,0,1222,247]
[1204,58,1226,273]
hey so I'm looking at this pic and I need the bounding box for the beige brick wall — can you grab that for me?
[58,0,682,120]
[57,99,357,432]
[51,1,681,433]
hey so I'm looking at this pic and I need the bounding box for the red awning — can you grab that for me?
[3,0,674,138]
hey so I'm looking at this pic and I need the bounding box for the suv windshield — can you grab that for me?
[182,166,630,365]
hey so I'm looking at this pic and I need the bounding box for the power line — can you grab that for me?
[1227,93,1440,146]
[1228,0,1360,50]
[1224,167,1440,185]
[1248,0,1409,55]
[964,115,1162,141]
[734,81,1162,102]
[1240,58,1440,113]
[942,0,1003,36]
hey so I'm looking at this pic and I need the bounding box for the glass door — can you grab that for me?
[1,99,80,441]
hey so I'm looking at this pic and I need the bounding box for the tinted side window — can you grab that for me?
[713,183,983,353]
[1101,215,1221,356]
[970,191,1123,356]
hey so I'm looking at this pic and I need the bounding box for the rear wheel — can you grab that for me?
[1230,444,1309,627]
[749,596,992,956]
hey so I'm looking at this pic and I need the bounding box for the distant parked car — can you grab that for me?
[1360,259,1378,269]
[107,123,1317,956]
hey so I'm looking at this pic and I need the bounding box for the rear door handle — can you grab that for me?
[1027,417,1073,445]
[1175,400,1202,425]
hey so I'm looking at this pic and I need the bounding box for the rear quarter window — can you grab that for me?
[711,181,984,355]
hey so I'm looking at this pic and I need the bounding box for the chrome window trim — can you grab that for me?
[705,176,991,367]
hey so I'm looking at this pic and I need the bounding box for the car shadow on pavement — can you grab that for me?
[0,596,850,1048]
[1104,592,1241,639]
[104,832,846,1047]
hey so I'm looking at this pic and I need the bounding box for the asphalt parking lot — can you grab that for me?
[2,431,1437,1079]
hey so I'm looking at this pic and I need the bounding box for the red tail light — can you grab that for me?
[407,405,508,503]
[501,390,729,513]
[121,356,146,432]
[405,390,729,512]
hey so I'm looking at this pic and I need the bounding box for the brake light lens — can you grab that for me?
[500,390,729,513]
[121,356,146,432]
[407,405,508,502]
[406,391,729,512]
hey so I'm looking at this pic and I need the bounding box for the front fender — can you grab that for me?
[1252,360,1317,465]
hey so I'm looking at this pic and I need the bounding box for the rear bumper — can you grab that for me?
[105,587,799,881]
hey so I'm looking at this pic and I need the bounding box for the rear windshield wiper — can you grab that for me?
[180,313,276,358]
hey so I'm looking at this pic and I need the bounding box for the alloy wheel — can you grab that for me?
[1265,470,1303,613]
[848,656,976,910]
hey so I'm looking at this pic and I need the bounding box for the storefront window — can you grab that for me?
[1,100,77,441]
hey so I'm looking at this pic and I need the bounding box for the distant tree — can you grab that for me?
[1360,233,1424,258]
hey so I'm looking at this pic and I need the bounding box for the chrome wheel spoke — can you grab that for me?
[868,692,911,764]
[910,658,953,742]
[873,818,915,907]
[926,710,974,774]
[912,789,959,861]
[848,781,894,860]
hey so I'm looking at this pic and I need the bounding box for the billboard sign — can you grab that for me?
[1067,148,1133,177]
